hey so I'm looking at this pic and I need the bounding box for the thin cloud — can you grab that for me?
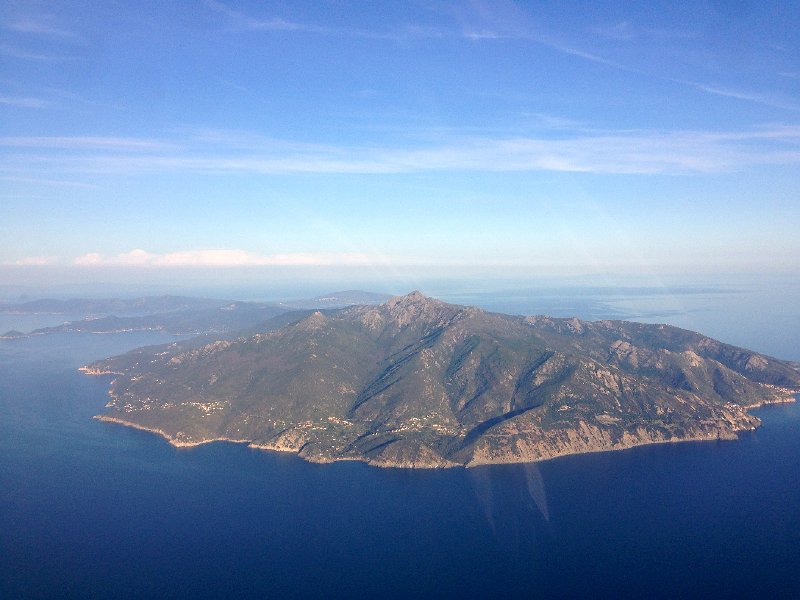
[524,113,586,130]
[447,4,793,113]
[3,126,799,177]
[205,0,798,114]
[204,0,441,41]
[495,33,792,113]
[685,82,800,112]
[463,30,501,40]
[205,0,359,36]
[72,249,382,268]
[531,35,630,71]
[445,1,634,70]
[0,175,96,188]
[457,25,630,71]
[0,95,50,108]
[519,37,796,112]
[591,21,696,42]
[9,19,79,39]
[0,136,176,151]
[0,43,77,61]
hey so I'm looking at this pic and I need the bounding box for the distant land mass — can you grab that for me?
[1,290,390,339]
[282,290,392,309]
[0,295,229,317]
[1,303,284,338]
[83,292,800,468]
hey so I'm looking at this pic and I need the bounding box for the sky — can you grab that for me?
[1,0,799,291]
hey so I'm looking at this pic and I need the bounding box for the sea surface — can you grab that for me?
[1,280,799,599]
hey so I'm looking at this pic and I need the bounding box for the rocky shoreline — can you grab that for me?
[91,393,797,469]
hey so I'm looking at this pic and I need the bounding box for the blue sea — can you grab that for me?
[2,279,799,599]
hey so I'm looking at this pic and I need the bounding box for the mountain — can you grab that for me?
[83,292,800,468]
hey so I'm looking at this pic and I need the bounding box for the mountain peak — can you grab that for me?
[385,290,452,312]
[302,310,327,328]
[380,291,456,327]
[387,290,429,305]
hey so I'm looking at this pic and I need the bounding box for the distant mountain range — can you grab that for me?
[1,291,391,338]
[83,292,800,468]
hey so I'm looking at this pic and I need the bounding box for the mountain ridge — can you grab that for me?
[84,292,800,468]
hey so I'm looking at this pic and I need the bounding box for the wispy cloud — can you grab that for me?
[482,30,631,71]
[591,21,696,42]
[203,0,795,114]
[445,4,794,113]
[0,136,177,151]
[482,33,794,112]
[71,249,382,268]
[462,30,501,40]
[442,1,633,69]
[0,175,96,188]
[685,82,800,112]
[203,0,421,41]
[0,43,77,61]
[2,126,799,177]
[9,19,79,39]
[205,0,329,36]
[0,94,50,108]
[523,113,586,130]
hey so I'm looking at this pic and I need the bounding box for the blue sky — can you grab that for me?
[1,0,798,286]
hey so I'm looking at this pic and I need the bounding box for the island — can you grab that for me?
[82,291,800,468]
[1,290,390,339]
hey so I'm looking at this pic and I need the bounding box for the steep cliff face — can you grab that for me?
[86,292,800,468]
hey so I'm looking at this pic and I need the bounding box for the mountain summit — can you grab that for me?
[84,293,800,468]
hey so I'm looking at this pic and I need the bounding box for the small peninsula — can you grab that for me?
[83,292,800,468]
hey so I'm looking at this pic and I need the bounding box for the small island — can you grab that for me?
[83,292,800,468]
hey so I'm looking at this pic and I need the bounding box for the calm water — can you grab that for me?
[2,283,799,599]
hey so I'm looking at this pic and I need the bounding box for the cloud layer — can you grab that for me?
[2,126,800,180]
[69,249,380,267]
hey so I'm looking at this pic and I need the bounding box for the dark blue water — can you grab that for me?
[2,288,800,599]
